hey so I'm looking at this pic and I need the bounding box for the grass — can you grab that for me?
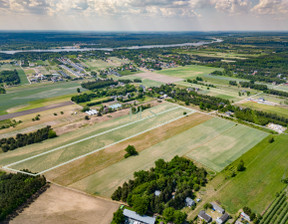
[156,65,222,80]
[56,116,266,197]
[16,69,29,85]
[240,102,288,118]
[213,134,288,214]
[185,119,268,171]
[47,112,211,186]
[112,75,163,87]
[0,81,83,114]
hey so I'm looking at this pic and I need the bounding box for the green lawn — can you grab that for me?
[112,75,163,87]
[213,134,288,214]
[0,81,84,114]
[156,65,222,80]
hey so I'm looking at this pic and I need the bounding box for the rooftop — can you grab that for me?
[123,209,156,224]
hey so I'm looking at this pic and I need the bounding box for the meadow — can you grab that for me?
[213,134,288,214]
[156,65,222,80]
[240,101,288,118]
[0,81,83,115]
[4,103,190,172]
[54,116,266,197]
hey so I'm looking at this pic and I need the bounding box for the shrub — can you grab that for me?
[124,145,138,158]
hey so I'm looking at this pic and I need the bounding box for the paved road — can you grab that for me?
[0,101,74,121]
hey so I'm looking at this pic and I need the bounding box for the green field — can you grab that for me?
[213,134,288,214]
[156,65,222,80]
[185,119,268,171]
[67,117,267,196]
[240,101,288,118]
[16,69,29,85]
[0,81,84,114]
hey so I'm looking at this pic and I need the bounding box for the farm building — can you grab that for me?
[123,209,156,224]
[216,213,229,224]
[185,197,196,207]
[198,210,212,223]
[210,202,225,214]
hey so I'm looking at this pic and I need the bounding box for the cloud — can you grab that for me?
[252,0,288,15]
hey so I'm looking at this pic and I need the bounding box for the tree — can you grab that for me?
[48,129,57,139]
[77,88,81,93]
[163,207,175,222]
[268,137,274,143]
[237,159,245,171]
[84,115,90,120]
[133,196,149,215]
[124,145,138,158]
[111,209,125,224]
[204,203,213,210]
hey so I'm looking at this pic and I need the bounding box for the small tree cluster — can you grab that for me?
[124,145,138,158]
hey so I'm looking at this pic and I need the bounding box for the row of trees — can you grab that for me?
[0,172,46,221]
[71,84,137,104]
[0,70,20,85]
[81,79,117,90]
[0,126,57,152]
[112,156,207,218]
[152,84,230,111]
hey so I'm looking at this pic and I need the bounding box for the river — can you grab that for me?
[0,39,223,55]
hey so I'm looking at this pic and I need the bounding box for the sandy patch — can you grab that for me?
[10,184,119,224]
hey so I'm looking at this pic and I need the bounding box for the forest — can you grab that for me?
[0,70,20,85]
[111,156,207,221]
[0,126,57,152]
[0,172,46,221]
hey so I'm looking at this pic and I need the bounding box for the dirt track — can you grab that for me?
[0,101,74,121]
[10,184,119,224]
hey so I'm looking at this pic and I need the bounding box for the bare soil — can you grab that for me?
[10,184,119,224]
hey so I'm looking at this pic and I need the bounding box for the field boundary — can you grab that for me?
[3,105,195,176]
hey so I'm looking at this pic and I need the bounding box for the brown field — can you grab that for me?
[10,184,119,224]
[135,72,183,83]
[46,112,211,186]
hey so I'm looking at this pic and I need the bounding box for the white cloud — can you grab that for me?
[252,0,288,15]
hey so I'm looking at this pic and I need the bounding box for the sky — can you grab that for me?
[0,0,287,31]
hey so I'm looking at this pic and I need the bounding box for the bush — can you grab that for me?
[237,159,245,171]
[268,137,275,143]
[48,129,57,138]
[82,106,90,112]
[85,115,90,120]
[124,145,138,158]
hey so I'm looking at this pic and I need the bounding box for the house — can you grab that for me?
[198,210,212,223]
[210,202,225,214]
[216,213,229,224]
[123,209,156,224]
[240,212,251,222]
[185,197,196,207]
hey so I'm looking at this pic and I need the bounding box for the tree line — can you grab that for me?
[111,156,207,221]
[81,79,118,90]
[0,126,57,152]
[0,172,46,221]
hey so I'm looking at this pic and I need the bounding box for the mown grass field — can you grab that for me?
[212,134,288,214]
[240,101,288,118]
[64,117,267,197]
[112,74,163,87]
[185,119,269,171]
[17,69,30,85]
[0,81,83,114]
[156,65,222,80]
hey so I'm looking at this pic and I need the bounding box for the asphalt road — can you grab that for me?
[0,101,74,121]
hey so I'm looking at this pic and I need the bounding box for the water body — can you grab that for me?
[0,39,223,55]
